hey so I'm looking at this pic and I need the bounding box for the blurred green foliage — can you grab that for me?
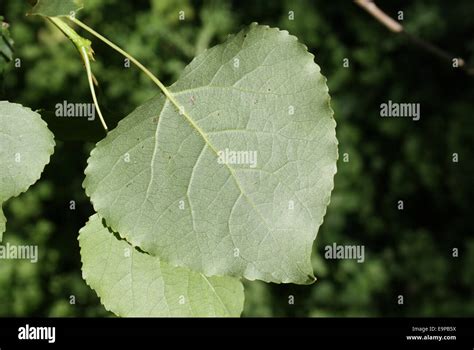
[0,15,14,71]
[0,0,473,317]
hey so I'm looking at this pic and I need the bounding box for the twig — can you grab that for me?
[354,0,474,76]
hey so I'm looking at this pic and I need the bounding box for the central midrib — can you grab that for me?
[154,86,274,231]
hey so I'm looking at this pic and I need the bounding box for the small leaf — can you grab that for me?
[79,214,244,317]
[84,24,337,284]
[28,0,84,17]
[0,101,55,240]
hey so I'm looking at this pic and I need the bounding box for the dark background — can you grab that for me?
[0,0,473,317]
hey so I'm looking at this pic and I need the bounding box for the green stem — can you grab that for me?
[48,17,108,132]
[80,45,108,132]
[68,17,185,115]
[48,17,91,54]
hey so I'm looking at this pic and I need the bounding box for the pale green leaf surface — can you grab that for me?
[0,211,5,241]
[29,0,83,17]
[84,24,337,284]
[79,214,244,317]
[0,101,55,240]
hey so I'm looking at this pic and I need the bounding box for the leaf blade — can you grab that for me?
[79,214,244,317]
[29,0,83,17]
[0,101,55,240]
[84,24,337,284]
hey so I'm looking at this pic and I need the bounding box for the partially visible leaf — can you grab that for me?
[0,101,55,240]
[0,17,14,71]
[84,24,338,284]
[79,214,244,317]
[28,0,84,17]
[0,211,5,239]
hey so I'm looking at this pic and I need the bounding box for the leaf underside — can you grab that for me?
[0,101,55,241]
[84,23,338,284]
[79,214,244,317]
[29,0,84,17]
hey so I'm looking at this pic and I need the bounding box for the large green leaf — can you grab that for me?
[0,101,55,240]
[79,214,244,317]
[29,0,84,17]
[84,24,337,284]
